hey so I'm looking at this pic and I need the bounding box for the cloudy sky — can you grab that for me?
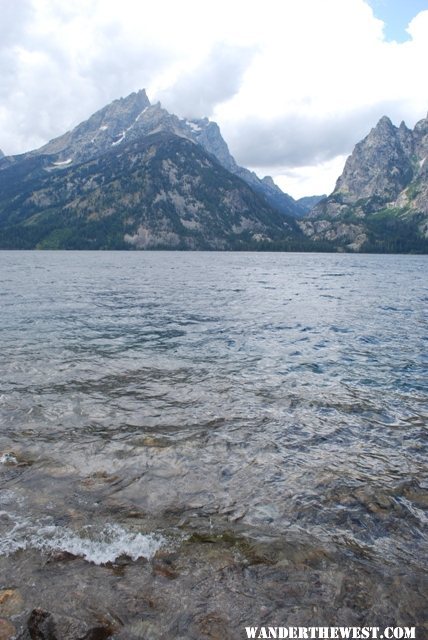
[1,0,428,198]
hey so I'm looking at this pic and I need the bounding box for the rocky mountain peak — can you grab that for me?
[413,113,428,159]
[99,89,151,125]
[261,176,276,188]
[0,149,4,159]
[374,115,395,132]
[305,108,428,252]
[414,112,428,132]
[331,113,414,204]
[397,120,414,157]
[0,88,302,218]
[31,88,152,163]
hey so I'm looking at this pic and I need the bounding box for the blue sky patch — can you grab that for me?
[367,0,428,41]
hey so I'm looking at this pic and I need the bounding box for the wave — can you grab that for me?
[0,512,164,565]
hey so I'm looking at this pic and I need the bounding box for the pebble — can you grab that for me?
[0,589,24,616]
[0,619,16,640]
[123,620,163,639]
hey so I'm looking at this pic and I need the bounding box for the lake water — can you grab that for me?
[0,251,427,639]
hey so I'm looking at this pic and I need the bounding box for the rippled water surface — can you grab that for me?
[0,251,427,638]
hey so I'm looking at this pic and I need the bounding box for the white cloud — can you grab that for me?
[0,0,427,197]
[271,155,350,200]
[156,43,258,119]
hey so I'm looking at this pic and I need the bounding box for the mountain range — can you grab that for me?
[0,90,321,250]
[0,90,427,252]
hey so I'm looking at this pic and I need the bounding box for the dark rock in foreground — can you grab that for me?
[26,608,114,640]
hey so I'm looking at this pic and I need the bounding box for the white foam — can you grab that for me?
[0,516,164,565]
[0,490,19,505]
[0,452,18,465]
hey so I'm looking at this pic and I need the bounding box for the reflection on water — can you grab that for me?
[0,251,427,637]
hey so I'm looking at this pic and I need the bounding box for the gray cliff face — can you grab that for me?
[408,113,428,218]
[0,149,4,159]
[414,112,428,159]
[332,116,414,205]
[188,119,237,172]
[304,111,428,251]
[397,120,414,158]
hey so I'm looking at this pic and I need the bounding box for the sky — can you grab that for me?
[1,0,428,199]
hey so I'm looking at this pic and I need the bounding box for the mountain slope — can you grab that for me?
[187,119,301,217]
[0,132,305,250]
[301,112,428,252]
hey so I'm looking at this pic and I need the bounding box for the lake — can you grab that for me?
[0,251,427,639]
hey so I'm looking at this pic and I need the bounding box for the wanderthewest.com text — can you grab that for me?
[244,627,416,639]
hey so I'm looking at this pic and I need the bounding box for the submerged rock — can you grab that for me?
[0,619,16,640]
[152,555,179,579]
[0,589,24,616]
[28,609,56,640]
[118,619,163,640]
[27,609,115,640]
[197,612,234,640]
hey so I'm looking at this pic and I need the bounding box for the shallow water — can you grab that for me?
[0,251,427,638]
